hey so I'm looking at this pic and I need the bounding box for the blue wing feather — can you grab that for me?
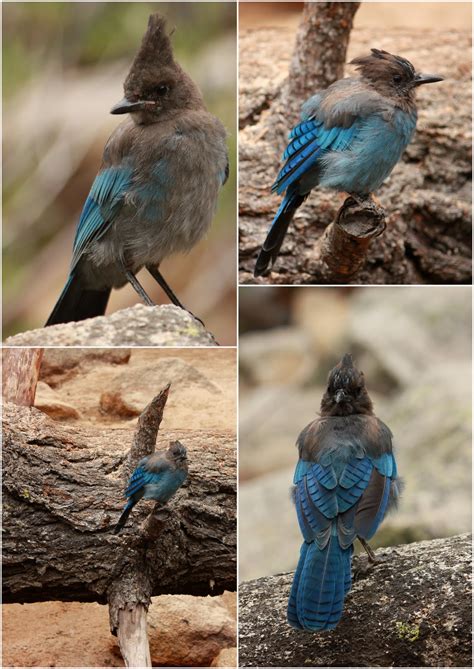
[273,120,357,195]
[70,166,133,270]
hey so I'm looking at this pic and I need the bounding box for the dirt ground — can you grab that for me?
[4,348,237,667]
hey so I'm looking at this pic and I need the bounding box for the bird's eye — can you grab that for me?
[156,84,170,96]
[393,74,402,84]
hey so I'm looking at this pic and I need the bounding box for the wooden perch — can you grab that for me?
[108,385,172,666]
[2,402,236,605]
[239,534,472,667]
[315,196,386,282]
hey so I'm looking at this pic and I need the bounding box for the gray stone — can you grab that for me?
[4,305,217,347]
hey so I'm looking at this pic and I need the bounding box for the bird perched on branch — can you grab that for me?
[254,49,443,277]
[114,440,188,534]
[288,354,401,631]
[46,13,228,326]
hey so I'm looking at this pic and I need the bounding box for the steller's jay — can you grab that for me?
[114,440,188,534]
[288,354,401,631]
[46,14,228,326]
[254,49,443,276]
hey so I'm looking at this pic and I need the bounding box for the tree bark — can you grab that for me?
[2,401,236,605]
[239,534,472,667]
[2,348,44,405]
[288,2,360,101]
[314,196,387,282]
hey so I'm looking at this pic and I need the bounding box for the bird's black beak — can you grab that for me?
[110,97,149,114]
[335,389,348,404]
[412,72,444,87]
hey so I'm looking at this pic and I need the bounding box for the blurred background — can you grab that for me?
[239,2,471,30]
[3,2,237,343]
[239,286,472,582]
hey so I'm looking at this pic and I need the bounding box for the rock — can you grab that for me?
[2,601,121,668]
[211,647,237,667]
[98,391,141,418]
[239,326,315,385]
[34,381,80,420]
[4,304,217,347]
[349,286,472,389]
[239,534,472,668]
[147,594,236,667]
[385,361,472,538]
[40,348,131,387]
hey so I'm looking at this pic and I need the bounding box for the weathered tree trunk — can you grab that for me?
[288,2,360,101]
[2,401,236,606]
[239,16,472,284]
[239,534,472,667]
[2,348,43,405]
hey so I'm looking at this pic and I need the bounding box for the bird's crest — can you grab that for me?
[350,48,416,82]
[124,14,178,98]
[168,440,187,461]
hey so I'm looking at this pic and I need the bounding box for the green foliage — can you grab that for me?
[395,621,420,642]
[3,2,235,96]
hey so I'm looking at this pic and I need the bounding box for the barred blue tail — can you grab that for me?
[288,531,352,631]
[254,190,306,277]
[46,274,111,326]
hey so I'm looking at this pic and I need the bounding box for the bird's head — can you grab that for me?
[168,440,188,462]
[111,14,205,124]
[320,353,373,417]
[350,49,443,101]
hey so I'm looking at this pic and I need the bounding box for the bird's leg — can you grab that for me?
[124,270,155,307]
[359,537,377,562]
[146,265,186,309]
[358,536,378,564]
[146,265,206,328]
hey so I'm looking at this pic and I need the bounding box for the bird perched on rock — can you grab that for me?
[288,354,401,631]
[114,440,188,534]
[46,13,228,325]
[254,49,443,277]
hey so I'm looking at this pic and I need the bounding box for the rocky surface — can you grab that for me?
[3,592,237,668]
[4,304,218,347]
[239,534,472,667]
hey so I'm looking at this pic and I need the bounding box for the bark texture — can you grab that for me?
[288,2,360,100]
[239,20,472,284]
[239,534,472,667]
[2,401,236,605]
[2,348,44,405]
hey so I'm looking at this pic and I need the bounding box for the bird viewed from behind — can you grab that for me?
[254,49,443,277]
[46,13,229,326]
[288,354,401,631]
[114,440,188,534]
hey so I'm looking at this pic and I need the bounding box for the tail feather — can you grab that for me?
[113,501,134,535]
[287,541,309,629]
[46,274,111,326]
[254,191,306,277]
[289,531,352,631]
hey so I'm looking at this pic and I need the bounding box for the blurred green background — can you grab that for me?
[239,286,472,581]
[3,2,237,343]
